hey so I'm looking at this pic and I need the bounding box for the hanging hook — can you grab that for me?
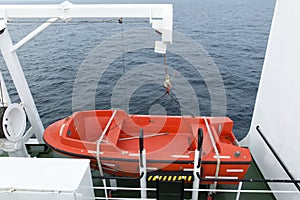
[163,54,171,93]
[163,74,172,94]
[118,17,123,24]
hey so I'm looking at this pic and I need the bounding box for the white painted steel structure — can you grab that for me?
[0,157,94,200]
[0,2,173,151]
[140,149,147,199]
[192,148,201,200]
[0,2,174,200]
[244,0,300,199]
[0,71,10,106]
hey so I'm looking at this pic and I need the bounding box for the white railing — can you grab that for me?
[88,185,299,200]
[1,185,298,200]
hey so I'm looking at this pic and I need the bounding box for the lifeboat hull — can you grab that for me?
[43,110,251,184]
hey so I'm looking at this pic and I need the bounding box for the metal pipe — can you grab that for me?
[96,110,117,200]
[11,17,58,53]
[184,188,299,194]
[204,117,220,189]
[86,197,156,200]
[139,128,147,199]
[91,186,299,194]
[192,128,204,200]
[235,182,243,200]
[119,132,168,141]
[196,172,300,183]
[139,128,144,165]
[92,172,144,180]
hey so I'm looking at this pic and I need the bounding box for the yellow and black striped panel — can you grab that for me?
[147,175,193,182]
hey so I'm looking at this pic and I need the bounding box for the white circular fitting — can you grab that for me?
[2,103,26,142]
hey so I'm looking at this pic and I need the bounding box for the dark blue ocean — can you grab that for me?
[0,0,275,140]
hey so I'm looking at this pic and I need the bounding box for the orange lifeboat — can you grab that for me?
[43,110,251,184]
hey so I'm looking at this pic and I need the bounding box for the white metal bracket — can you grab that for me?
[0,2,173,148]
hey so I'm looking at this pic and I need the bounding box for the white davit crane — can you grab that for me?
[0,1,173,157]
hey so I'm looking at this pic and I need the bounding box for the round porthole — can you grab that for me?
[2,103,26,142]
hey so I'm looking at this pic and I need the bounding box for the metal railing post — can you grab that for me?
[139,128,147,199]
[192,128,203,200]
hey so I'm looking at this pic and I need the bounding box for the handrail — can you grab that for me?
[196,172,300,184]
[91,184,300,197]
[256,126,300,192]
[92,172,145,180]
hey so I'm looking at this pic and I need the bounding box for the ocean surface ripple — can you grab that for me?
[0,0,275,140]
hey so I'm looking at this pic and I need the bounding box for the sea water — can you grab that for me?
[0,0,275,140]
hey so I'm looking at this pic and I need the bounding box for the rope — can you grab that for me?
[166,92,195,141]
[167,92,195,118]
[163,54,168,76]
[135,91,168,114]
[107,91,168,132]
[163,54,172,94]
[119,17,127,111]
[98,31,193,137]
[119,18,125,75]
[107,91,196,133]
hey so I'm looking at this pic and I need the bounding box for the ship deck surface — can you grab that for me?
[23,145,275,200]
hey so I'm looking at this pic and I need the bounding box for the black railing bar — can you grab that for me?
[256,125,300,191]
